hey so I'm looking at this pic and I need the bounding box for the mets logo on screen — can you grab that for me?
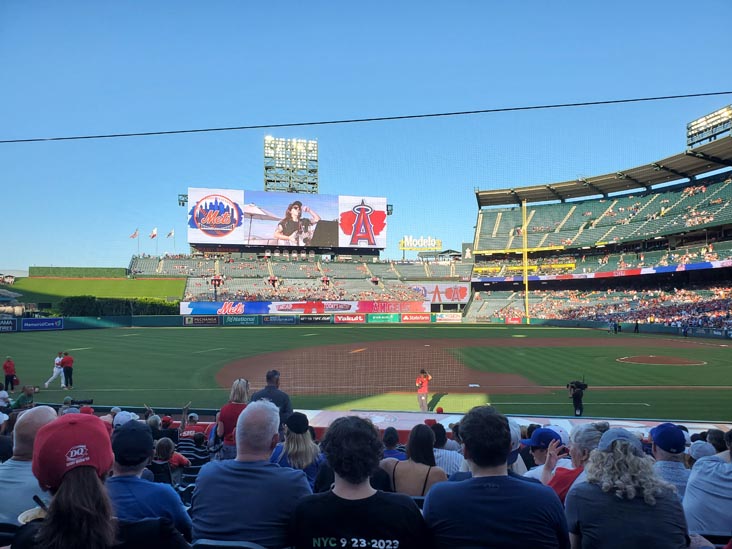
[188,194,243,237]
[339,199,386,246]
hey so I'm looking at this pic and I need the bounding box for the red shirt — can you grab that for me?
[180,423,208,439]
[169,452,190,469]
[60,356,74,368]
[219,402,247,445]
[416,374,432,394]
[2,360,15,376]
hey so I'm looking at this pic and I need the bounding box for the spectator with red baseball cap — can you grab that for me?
[12,414,190,549]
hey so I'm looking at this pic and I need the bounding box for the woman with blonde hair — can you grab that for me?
[565,428,689,548]
[216,378,250,460]
[540,421,610,503]
[270,412,323,488]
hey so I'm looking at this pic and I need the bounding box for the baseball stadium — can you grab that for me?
[2,107,732,439]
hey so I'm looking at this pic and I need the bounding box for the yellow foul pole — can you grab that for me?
[522,199,530,324]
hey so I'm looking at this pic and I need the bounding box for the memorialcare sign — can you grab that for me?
[262,315,298,325]
[21,318,63,331]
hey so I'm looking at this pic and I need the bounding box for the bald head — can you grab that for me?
[235,400,280,459]
[13,406,57,460]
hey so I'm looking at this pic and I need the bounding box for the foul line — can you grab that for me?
[492,402,651,407]
[67,347,93,351]
[350,348,367,354]
[192,348,226,354]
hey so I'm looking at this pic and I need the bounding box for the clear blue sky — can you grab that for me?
[2,1,731,270]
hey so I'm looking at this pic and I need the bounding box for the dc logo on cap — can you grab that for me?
[66,444,90,466]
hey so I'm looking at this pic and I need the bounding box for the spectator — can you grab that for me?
[0,406,57,524]
[12,413,190,549]
[521,427,563,480]
[565,428,689,549]
[519,424,541,469]
[541,421,609,503]
[270,412,324,489]
[289,416,429,549]
[705,429,727,454]
[382,427,407,461]
[147,438,176,485]
[147,414,179,444]
[250,369,293,438]
[380,424,447,496]
[683,430,732,536]
[216,378,250,460]
[113,411,139,430]
[106,420,192,541]
[190,400,311,546]
[686,441,716,469]
[430,423,464,476]
[650,423,690,500]
[11,386,35,411]
[177,412,209,462]
[423,406,569,548]
[188,433,211,466]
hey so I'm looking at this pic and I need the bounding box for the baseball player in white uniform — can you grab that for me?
[44,351,65,389]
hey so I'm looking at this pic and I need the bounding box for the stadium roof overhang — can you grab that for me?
[475,136,732,207]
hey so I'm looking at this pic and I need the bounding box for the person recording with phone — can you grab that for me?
[274,200,321,246]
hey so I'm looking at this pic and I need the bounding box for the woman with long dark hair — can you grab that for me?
[273,201,320,246]
[12,414,189,549]
[379,423,447,496]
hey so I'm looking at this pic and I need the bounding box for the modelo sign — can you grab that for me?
[399,235,442,251]
[400,313,431,323]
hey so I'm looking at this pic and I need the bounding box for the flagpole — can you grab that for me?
[137,233,140,256]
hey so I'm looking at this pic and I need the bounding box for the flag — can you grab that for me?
[129,228,139,239]
[149,227,158,239]
[166,229,175,238]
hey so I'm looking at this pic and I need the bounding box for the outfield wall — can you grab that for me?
[1,314,730,339]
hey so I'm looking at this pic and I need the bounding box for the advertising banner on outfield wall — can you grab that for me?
[21,318,63,331]
[299,314,332,324]
[409,283,470,304]
[0,319,17,332]
[188,187,387,249]
[262,315,297,325]
[366,313,400,323]
[180,301,428,315]
[183,316,219,326]
[334,314,366,324]
[434,312,462,323]
[222,315,259,326]
[400,313,432,323]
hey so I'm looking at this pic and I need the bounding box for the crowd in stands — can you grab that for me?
[0,372,729,548]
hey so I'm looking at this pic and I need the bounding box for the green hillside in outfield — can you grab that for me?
[0,325,729,421]
[11,278,186,306]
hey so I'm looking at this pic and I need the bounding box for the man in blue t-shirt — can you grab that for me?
[190,400,311,547]
[423,406,569,549]
[105,419,192,541]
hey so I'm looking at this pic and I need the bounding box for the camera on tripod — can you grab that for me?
[566,381,588,391]
[70,398,94,406]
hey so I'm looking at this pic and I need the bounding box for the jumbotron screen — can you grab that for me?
[187,188,387,249]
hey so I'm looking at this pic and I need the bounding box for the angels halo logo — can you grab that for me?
[189,194,243,237]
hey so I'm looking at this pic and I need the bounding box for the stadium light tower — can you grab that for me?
[264,136,318,193]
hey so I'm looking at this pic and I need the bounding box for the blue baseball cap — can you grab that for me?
[520,428,561,449]
[650,423,686,454]
[598,428,644,456]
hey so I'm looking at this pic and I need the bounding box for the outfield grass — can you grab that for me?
[1,325,729,421]
[9,278,186,306]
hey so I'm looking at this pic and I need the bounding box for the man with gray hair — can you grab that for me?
[0,406,57,523]
[190,400,311,546]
